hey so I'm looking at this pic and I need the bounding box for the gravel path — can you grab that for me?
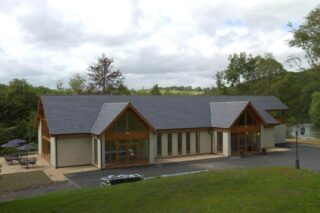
[0,180,80,203]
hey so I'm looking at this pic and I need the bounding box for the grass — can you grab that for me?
[1,167,320,212]
[0,171,52,195]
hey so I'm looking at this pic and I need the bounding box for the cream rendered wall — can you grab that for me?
[97,138,102,169]
[222,131,231,156]
[149,131,156,164]
[200,131,211,154]
[261,125,275,148]
[100,134,105,168]
[38,120,42,155]
[172,133,178,156]
[91,136,100,168]
[212,131,217,153]
[56,135,92,167]
[190,132,196,154]
[275,124,286,144]
[50,136,56,167]
[157,131,212,157]
[161,133,168,157]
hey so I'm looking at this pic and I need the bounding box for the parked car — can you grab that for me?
[100,174,144,186]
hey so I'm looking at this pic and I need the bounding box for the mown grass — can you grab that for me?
[1,167,320,212]
[0,171,52,195]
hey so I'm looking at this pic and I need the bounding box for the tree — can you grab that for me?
[213,71,227,95]
[309,91,320,127]
[69,73,87,94]
[56,80,65,94]
[88,54,124,94]
[4,79,38,126]
[112,84,131,95]
[224,52,257,87]
[289,7,320,68]
[256,54,286,95]
[150,84,161,95]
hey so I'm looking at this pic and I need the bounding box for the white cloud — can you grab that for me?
[0,0,318,89]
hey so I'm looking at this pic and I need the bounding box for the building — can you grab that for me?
[35,95,288,169]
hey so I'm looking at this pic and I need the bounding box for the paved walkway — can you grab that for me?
[0,154,97,182]
[66,143,320,187]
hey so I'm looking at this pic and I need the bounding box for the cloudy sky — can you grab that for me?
[0,0,318,89]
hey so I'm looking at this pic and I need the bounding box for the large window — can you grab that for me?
[231,133,261,155]
[186,132,190,154]
[168,133,172,156]
[195,132,200,153]
[178,132,182,155]
[105,139,148,166]
[112,110,145,132]
[217,132,223,153]
[236,109,258,127]
[105,108,149,167]
[157,133,162,157]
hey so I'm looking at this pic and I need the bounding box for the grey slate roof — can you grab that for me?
[41,95,288,135]
[210,101,249,128]
[90,102,129,135]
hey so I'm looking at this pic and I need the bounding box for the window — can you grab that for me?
[111,110,145,132]
[217,132,223,153]
[128,111,144,131]
[196,132,200,153]
[236,109,258,127]
[246,111,256,126]
[186,132,190,154]
[168,133,172,156]
[112,114,126,132]
[157,134,162,157]
[178,132,182,155]
[238,113,246,126]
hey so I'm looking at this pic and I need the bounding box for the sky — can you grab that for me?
[0,0,318,89]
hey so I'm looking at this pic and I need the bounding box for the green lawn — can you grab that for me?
[1,167,320,212]
[0,171,52,195]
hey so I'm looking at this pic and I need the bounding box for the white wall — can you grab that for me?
[38,120,42,155]
[152,130,213,158]
[149,131,156,164]
[261,125,275,148]
[275,124,286,144]
[50,136,56,167]
[172,133,178,156]
[161,133,168,157]
[200,131,211,154]
[190,132,196,154]
[56,135,92,167]
[222,131,231,156]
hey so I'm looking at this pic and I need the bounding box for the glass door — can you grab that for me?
[239,134,246,153]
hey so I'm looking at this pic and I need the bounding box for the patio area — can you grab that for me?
[0,154,98,182]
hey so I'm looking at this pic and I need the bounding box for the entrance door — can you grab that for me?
[239,134,246,153]
[231,134,239,155]
[128,141,139,162]
[105,139,147,167]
